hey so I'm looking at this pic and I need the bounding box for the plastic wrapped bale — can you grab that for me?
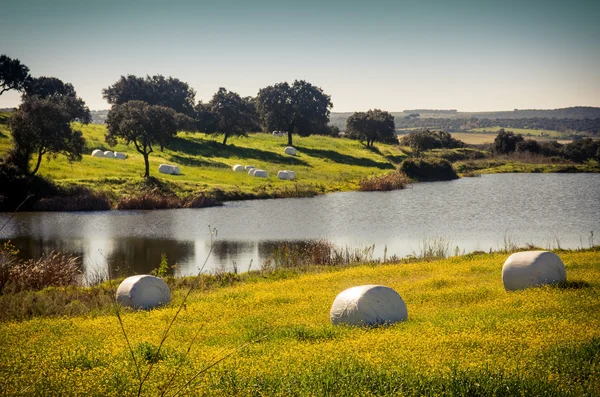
[103,151,115,158]
[158,164,173,174]
[158,164,180,175]
[284,170,296,180]
[277,170,294,180]
[284,146,297,156]
[330,285,408,326]
[233,164,245,172]
[91,149,104,158]
[244,165,255,170]
[248,168,258,176]
[253,169,268,178]
[116,275,171,310]
[114,152,127,159]
[502,251,567,291]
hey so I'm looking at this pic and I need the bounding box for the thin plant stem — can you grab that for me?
[137,226,218,397]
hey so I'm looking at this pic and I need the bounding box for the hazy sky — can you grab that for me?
[1,0,599,112]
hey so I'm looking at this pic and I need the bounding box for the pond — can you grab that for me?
[1,173,599,278]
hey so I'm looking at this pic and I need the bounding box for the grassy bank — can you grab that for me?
[0,118,408,208]
[1,249,599,395]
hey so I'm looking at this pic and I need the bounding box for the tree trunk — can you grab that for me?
[222,134,228,145]
[287,131,293,146]
[143,153,150,178]
[31,148,44,176]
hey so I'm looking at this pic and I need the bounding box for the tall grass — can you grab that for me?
[263,239,376,270]
[412,236,452,259]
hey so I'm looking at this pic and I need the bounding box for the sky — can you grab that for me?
[1,0,599,112]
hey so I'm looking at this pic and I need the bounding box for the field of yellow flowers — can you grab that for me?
[1,250,599,396]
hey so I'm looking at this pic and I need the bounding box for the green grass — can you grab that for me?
[0,249,599,395]
[0,118,407,201]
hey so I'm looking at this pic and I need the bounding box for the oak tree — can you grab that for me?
[9,97,86,175]
[346,109,397,147]
[105,101,179,178]
[102,75,196,116]
[256,80,332,146]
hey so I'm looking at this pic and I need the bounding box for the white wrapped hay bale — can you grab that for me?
[116,275,171,310]
[330,285,408,326]
[244,165,256,170]
[91,149,104,158]
[103,151,115,159]
[284,170,296,180]
[502,251,567,291]
[114,152,127,159]
[284,146,297,156]
[248,168,258,176]
[277,170,295,180]
[158,164,180,175]
[253,169,268,178]
[232,164,245,172]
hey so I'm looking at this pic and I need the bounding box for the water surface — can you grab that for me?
[1,173,598,277]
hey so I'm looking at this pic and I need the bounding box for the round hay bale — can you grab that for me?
[244,165,256,170]
[103,151,115,158]
[248,168,258,176]
[277,170,294,180]
[330,285,408,326]
[232,164,245,172]
[253,169,268,178]
[284,146,297,156]
[158,164,174,174]
[502,251,566,291]
[91,149,104,158]
[116,275,171,310]
[114,152,127,159]
[283,170,296,180]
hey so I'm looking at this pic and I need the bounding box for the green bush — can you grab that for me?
[400,157,459,181]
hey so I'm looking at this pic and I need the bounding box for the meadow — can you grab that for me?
[1,249,599,396]
[0,118,407,202]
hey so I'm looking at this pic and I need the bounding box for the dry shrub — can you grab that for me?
[359,171,409,191]
[117,188,182,210]
[2,251,81,293]
[183,193,221,209]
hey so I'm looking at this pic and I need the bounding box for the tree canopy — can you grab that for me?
[400,130,463,153]
[8,97,86,175]
[346,109,397,147]
[204,88,257,145]
[0,55,31,96]
[24,76,91,123]
[105,101,179,178]
[494,129,524,154]
[102,75,196,116]
[256,80,332,146]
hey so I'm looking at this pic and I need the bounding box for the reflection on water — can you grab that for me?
[1,173,599,278]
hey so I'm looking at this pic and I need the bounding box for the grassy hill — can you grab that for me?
[1,249,599,395]
[0,114,407,204]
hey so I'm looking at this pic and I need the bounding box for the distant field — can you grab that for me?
[453,131,572,145]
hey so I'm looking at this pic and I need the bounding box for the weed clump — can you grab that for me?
[0,249,81,293]
[359,171,409,191]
